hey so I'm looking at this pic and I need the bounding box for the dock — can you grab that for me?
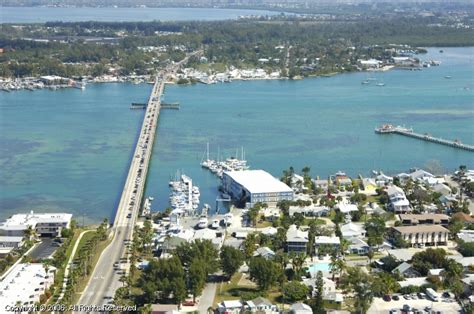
[375,124,474,152]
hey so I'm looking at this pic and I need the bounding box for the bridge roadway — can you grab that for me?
[76,75,165,312]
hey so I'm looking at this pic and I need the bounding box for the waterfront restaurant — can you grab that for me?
[222,170,294,207]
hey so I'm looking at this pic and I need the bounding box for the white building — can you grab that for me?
[386,186,411,213]
[314,236,341,250]
[0,211,72,237]
[0,263,56,309]
[0,236,24,256]
[337,203,359,214]
[340,222,366,239]
[286,225,309,253]
[222,170,294,207]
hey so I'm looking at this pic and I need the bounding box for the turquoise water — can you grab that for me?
[308,263,331,273]
[145,47,474,214]
[0,7,279,23]
[0,47,473,222]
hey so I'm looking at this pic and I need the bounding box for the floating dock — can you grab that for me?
[375,124,474,152]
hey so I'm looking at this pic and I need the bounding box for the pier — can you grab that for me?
[375,124,474,152]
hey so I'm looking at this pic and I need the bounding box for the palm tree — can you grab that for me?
[291,252,306,279]
[42,259,52,290]
[24,225,37,241]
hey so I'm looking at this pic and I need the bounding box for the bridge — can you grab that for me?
[76,51,201,312]
[76,75,164,311]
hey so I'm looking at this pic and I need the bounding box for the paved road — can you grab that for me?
[77,77,163,312]
[197,282,217,313]
[29,238,57,260]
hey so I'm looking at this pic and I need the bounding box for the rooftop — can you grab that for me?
[0,211,72,230]
[399,213,450,224]
[224,170,293,194]
[286,225,309,243]
[0,263,56,307]
[393,224,449,234]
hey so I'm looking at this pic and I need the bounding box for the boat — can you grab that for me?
[196,218,208,229]
[210,219,220,229]
[444,76,452,79]
[375,83,385,87]
[223,213,233,226]
[361,80,370,85]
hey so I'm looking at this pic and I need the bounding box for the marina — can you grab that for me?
[375,124,474,152]
[201,144,250,178]
[1,47,473,223]
[168,172,201,216]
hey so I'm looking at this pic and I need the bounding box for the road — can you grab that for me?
[76,53,200,312]
[76,76,164,312]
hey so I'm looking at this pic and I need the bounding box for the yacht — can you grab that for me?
[196,218,208,229]
[210,219,220,229]
[375,82,385,87]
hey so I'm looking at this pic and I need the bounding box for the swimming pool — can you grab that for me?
[308,262,332,273]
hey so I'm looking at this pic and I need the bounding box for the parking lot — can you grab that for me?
[28,238,60,260]
[368,296,462,314]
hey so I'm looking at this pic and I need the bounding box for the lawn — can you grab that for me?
[213,273,285,308]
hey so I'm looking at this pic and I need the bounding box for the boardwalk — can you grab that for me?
[375,124,474,152]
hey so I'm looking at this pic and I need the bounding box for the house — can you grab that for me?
[253,247,276,260]
[458,229,474,243]
[286,225,309,253]
[303,276,344,304]
[428,268,444,281]
[409,169,434,182]
[289,205,329,217]
[315,236,341,251]
[375,173,393,186]
[386,185,412,213]
[391,225,449,247]
[193,228,224,249]
[218,300,243,314]
[398,213,450,226]
[151,304,179,314]
[392,262,421,278]
[313,179,329,190]
[334,172,352,186]
[245,297,279,313]
[452,212,474,226]
[290,303,313,314]
[433,183,452,196]
[362,178,378,194]
[340,222,366,239]
[348,237,370,255]
[440,195,459,209]
[337,203,359,214]
[260,227,278,236]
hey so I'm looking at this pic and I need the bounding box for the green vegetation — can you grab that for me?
[1,13,473,78]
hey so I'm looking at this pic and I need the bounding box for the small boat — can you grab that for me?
[361,80,370,85]
[439,50,444,53]
[376,83,385,87]
[444,76,452,79]
[196,218,208,229]
[210,219,220,229]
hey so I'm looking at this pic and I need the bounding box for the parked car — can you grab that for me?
[392,295,400,301]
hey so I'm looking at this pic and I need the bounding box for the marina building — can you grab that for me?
[222,170,293,207]
[0,211,72,237]
[0,263,56,308]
